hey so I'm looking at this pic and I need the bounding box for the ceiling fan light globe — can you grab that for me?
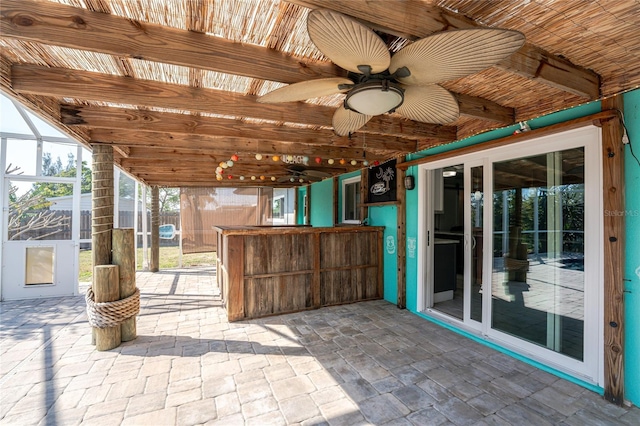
[345,82,404,116]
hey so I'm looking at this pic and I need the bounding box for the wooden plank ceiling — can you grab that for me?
[1,0,636,187]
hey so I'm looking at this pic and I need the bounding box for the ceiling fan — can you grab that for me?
[258,9,525,136]
[278,166,332,183]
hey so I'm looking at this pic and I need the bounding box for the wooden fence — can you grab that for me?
[10,210,180,246]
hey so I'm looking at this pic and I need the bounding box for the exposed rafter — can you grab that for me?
[286,0,600,99]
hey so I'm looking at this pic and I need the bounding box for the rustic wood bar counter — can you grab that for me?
[214,225,384,321]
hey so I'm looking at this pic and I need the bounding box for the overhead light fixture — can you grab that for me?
[442,170,457,177]
[345,80,404,116]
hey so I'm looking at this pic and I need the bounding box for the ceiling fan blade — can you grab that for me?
[303,169,332,178]
[307,9,390,74]
[332,106,372,136]
[257,78,353,103]
[390,28,525,85]
[396,85,459,124]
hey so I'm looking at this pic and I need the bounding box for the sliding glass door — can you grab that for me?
[419,126,602,383]
[490,148,586,361]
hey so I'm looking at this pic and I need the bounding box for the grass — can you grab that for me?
[78,246,215,282]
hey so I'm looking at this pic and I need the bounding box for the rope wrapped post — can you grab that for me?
[92,265,121,351]
[113,228,137,341]
[91,143,114,345]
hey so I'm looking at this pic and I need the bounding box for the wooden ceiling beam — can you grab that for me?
[120,145,385,162]
[287,0,600,99]
[60,104,450,151]
[0,0,342,84]
[13,64,453,140]
[88,127,416,153]
[90,129,395,159]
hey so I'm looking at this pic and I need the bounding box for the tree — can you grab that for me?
[5,163,69,241]
[158,188,180,212]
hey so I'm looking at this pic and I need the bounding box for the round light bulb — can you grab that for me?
[302,156,309,163]
[328,159,335,165]
[271,176,276,181]
[226,160,234,167]
[239,176,245,180]
[339,159,346,165]
[299,178,304,183]
[287,155,293,162]
[231,154,239,162]
[350,160,357,166]
[255,154,263,160]
[272,155,280,162]
[363,160,369,166]
[251,176,256,180]
[260,175,265,180]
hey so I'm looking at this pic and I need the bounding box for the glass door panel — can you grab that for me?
[491,147,585,361]
[432,165,464,319]
[470,166,483,322]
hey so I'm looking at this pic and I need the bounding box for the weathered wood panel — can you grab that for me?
[320,231,377,269]
[321,267,378,306]
[215,226,383,321]
[244,274,312,318]
[244,233,313,276]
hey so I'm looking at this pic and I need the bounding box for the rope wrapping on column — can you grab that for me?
[85,287,140,329]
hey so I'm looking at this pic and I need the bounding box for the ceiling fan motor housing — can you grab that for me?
[344,76,405,115]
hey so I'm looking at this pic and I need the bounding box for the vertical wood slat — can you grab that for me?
[333,176,339,225]
[112,228,136,342]
[294,187,299,224]
[94,265,121,351]
[227,235,244,321]
[150,185,160,272]
[360,168,368,222]
[601,97,626,405]
[305,185,311,225]
[396,158,407,309]
[377,229,384,298]
[312,233,321,308]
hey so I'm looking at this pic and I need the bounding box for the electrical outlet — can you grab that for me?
[622,133,630,144]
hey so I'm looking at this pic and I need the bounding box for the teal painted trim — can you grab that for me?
[407,101,602,162]
[405,166,419,312]
[368,205,398,303]
[412,310,604,395]
[297,186,307,224]
[337,170,361,224]
[309,179,333,227]
[623,89,640,406]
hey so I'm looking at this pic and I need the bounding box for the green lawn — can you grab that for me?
[78,247,215,282]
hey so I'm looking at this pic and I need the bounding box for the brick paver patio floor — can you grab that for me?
[1,267,639,425]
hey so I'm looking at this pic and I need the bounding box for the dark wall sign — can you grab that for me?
[367,159,397,203]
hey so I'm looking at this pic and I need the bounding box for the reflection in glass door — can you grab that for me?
[491,148,585,361]
[430,165,465,320]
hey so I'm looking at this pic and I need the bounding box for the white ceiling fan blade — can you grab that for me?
[390,28,525,86]
[332,106,372,136]
[396,85,459,124]
[307,9,390,74]
[257,78,353,103]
